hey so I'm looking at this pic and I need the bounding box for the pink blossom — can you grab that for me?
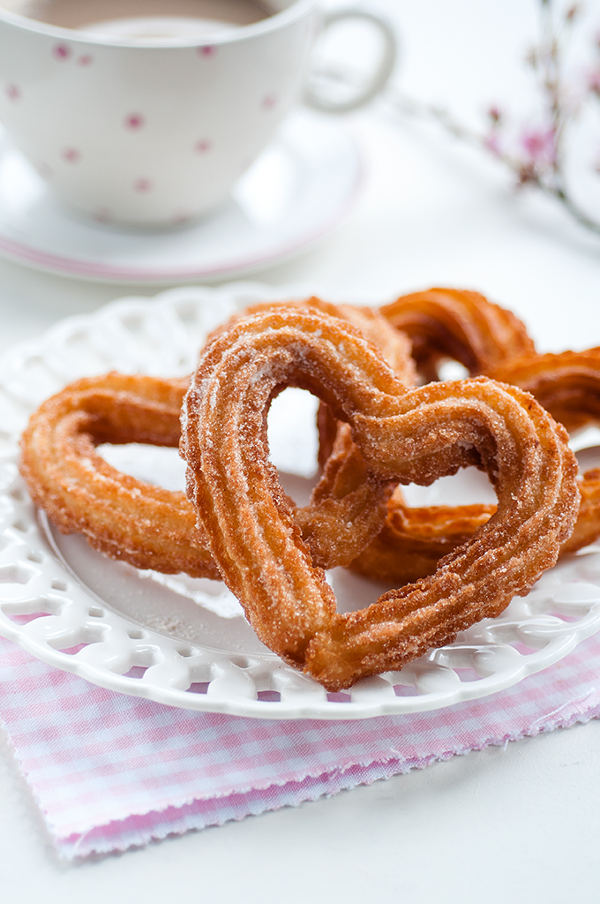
[125,113,145,130]
[62,147,80,163]
[483,132,502,156]
[519,126,557,167]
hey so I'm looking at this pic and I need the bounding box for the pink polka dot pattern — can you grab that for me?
[6,84,21,101]
[62,148,80,163]
[125,113,145,130]
[195,139,212,153]
[198,45,216,57]
[261,94,277,110]
[78,55,93,66]
[53,44,71,60]
[133,178,152,193]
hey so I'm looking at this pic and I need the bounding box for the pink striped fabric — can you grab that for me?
[1,631,599,859]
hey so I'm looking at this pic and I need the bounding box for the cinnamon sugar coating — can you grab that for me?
[181,304,579,690]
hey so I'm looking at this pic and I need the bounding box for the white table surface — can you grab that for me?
[1,1,599,900]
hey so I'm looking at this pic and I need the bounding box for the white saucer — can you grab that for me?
[0,112,362,284]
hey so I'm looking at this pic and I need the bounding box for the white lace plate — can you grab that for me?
[1,284,599,720]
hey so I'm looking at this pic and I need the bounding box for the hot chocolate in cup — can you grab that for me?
[0,1,396,227]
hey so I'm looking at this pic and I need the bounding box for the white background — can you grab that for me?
[0,0,599,900]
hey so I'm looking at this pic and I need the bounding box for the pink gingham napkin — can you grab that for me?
[1,630,599,860]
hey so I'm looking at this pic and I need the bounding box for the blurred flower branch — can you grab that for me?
[387,0,600,234]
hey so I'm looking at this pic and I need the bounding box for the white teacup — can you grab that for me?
[0,1,396,226]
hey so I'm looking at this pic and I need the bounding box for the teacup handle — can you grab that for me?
[304,7,397,114]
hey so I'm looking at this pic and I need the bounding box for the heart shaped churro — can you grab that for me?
[19,301,413,578]
[181,304,579,690]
